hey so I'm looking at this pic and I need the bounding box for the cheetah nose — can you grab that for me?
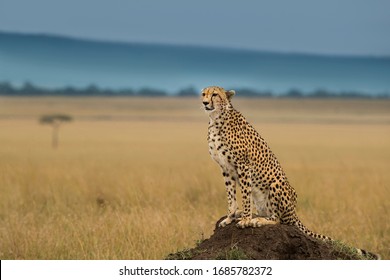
[203,101,209,106]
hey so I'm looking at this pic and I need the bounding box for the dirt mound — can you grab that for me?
[166,217,363,260]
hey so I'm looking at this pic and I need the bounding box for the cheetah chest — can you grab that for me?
[208,125,234,170]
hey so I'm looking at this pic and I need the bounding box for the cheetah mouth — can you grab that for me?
[204,105,215,111]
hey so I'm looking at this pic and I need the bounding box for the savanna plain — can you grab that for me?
[0,97,389,259]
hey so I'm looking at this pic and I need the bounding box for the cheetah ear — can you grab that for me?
[226,90,235,100]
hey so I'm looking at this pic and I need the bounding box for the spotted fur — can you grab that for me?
[202,86,379,259]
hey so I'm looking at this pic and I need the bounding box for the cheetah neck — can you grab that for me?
[208,104,233,123]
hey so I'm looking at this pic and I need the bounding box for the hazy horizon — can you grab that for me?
[1,31,390,94]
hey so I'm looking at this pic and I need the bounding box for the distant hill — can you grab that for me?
[1,31,389,95]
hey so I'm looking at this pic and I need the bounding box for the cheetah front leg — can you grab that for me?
[219,170,242,227]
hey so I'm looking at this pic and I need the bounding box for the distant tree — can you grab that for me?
[20,81,45,95]
[339,91,369,99]
[236,88,258,97]
[137,88,167,97]
[376,92,390,99]
[285,89,303,98]
[40,114,73,149]
[176,86,198,97]
[0,81,15,95]
[114,88,135,96]
[237,88,273,97]
[310,89,333,98]
[82,84,100,96]
[60,86,78,96]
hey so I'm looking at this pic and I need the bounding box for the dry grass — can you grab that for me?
[0,97,389,259]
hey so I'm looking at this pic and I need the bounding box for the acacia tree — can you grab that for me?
[40,114,73,149]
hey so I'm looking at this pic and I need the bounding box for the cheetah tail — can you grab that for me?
[355,248,381,260]
[294,216,332,241]
[294,217,380,260]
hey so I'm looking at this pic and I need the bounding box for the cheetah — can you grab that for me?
[202,85,379,259]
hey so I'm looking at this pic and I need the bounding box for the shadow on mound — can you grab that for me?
[166,216,364,260]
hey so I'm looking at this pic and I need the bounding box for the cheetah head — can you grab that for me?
[201,86,235,113]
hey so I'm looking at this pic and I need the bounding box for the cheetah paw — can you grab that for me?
[219,210,243,227]
[236,218,252,228]
[250,217,277,227]
[219,217,234,227]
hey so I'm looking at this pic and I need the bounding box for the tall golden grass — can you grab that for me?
[0,97,389,259]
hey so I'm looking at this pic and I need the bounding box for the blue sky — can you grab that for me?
[0,0,389,56]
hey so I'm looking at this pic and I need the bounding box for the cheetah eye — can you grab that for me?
[212,93,218,97]
[202,93,205,96]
